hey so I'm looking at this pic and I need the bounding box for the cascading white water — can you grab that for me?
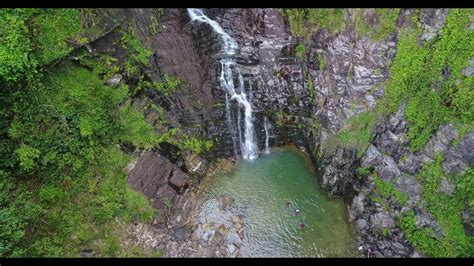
[264,117,271,154]
[188,8,258,160]
[225,93,238,158]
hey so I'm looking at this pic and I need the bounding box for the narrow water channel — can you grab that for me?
[196,147,357,257]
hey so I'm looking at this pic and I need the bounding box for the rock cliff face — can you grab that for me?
[129,9,312,155]
[102,8,473,257]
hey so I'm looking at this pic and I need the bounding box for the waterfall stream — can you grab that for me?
[188,8,258,161]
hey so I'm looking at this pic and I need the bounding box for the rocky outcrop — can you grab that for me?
[127,151,191,209]
[287,8,473,258]
[347,102,474,257]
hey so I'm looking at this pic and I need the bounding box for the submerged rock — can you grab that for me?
[218,194,235,211]
[226,230,243,247]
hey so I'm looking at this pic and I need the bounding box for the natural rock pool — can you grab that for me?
[195,147,357,257]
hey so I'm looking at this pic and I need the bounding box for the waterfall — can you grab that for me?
[264,117,271,154]
[225,93,238,158]
[188,8,258,161]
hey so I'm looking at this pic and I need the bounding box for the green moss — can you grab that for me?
[330,111,376,157]
[295,43,307,61]
[15,146,40,173]
[148,9,164,35]
[306,73,315,100]
[317,53,326,71]
[281,9,308,37]
[369,195,390,210]
[307,9,345,33]
[282,9,345,37]
[398,210,441,255]
[0,9,36,81]
[356,166,372,178]
[276,111,285,126]
[182,137,214,154]
[354,9,400,41]
[153,73,182,96]
[373,175,409,206]
[398,154,474,257]
[157,128,213,155]
[121,27,153,77]
[310,117,320,137]
[0,174,40,257]
[31,9,82,65]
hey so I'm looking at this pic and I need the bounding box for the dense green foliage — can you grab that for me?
[352,9,474,258]
[31,9,84,65]
[157,128,213,155]
[0,9,160,257]
[330,111,375,157]
[152,73,182,96]
[400,156,473,257]
[121,28,153,77]
[354,9,400,41]
[290,8,474,258]
[382,9,474,150]
[282,8,400,41]
[294,43,306,61]
[373,175,409,206]
[282,9,346,37]
[0,9,36,82]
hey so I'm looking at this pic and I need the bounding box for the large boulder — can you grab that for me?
[127,151,190,209]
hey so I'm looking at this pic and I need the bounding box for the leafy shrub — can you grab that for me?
[15,146,40,173]
[0,9,36,81]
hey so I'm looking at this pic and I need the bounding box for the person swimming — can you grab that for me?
[295,209,300,215]
[286,201,292,208]
[299,222,306,229]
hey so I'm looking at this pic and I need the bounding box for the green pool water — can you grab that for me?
[197,147,357,257]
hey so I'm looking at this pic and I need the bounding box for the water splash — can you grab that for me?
[188,8,258,160]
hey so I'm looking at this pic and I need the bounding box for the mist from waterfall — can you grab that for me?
[188,8,258,161]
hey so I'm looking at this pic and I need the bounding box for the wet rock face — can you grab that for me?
[204,9,310,151]
[304,21,398,202]
[126,8,311,158]
[309,27,397,134]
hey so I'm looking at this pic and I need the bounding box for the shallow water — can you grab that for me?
[197,147,357,257]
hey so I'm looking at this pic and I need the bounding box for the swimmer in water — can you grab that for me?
[295,209,300,215]
[299,222,306,229]
[286,201,292,208]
